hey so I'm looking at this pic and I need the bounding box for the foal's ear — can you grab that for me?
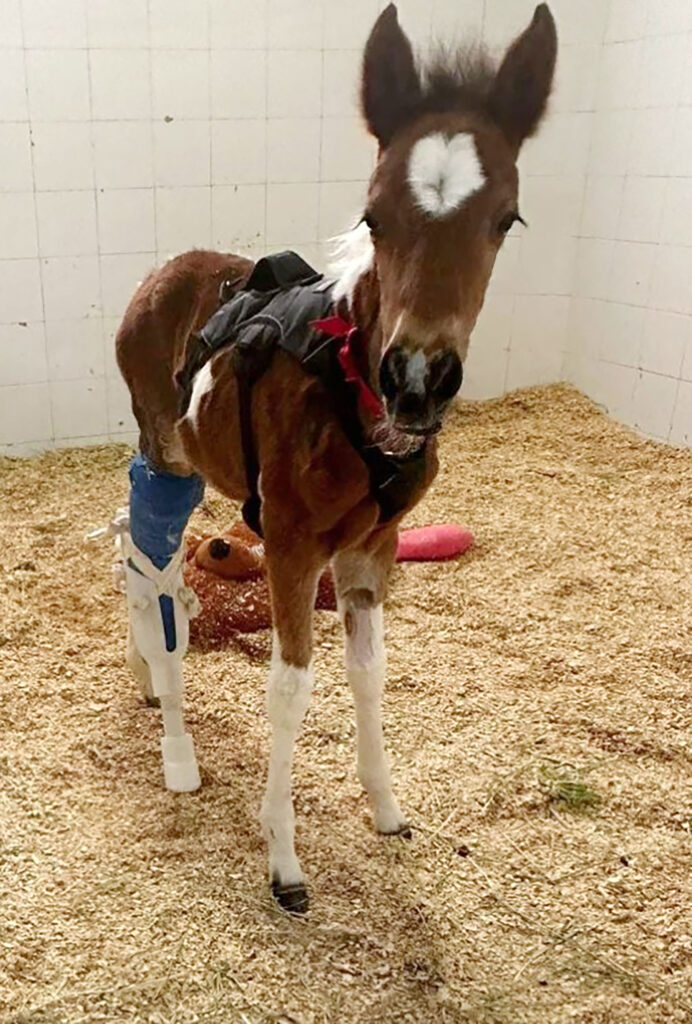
[361,4,421,148]
[488,4,558,150]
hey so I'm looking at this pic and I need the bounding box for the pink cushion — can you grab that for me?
[396,524,474,562]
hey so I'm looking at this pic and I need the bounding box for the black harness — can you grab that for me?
[178,251,428,536]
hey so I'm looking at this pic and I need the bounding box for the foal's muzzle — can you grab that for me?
[379,345,463,435]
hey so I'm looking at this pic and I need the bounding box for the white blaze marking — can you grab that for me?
[406,349,427,393]
[186,361,214,431]
[408,132,485,218]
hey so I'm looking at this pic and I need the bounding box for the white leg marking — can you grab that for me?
[406,348,428,393]
[341,601,407,834]
[260,633,314,886]
[408,131,485,218]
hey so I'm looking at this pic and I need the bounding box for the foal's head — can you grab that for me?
[339,3,557,438]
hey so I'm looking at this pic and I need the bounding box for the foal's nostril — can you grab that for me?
[396,391,423,417]
[429,349,463,401]
[379,344,409,401]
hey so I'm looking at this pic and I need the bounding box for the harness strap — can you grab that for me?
[237,369,263,536]
[311,315,383,419]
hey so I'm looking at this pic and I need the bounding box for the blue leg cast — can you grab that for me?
[123,454,205,792]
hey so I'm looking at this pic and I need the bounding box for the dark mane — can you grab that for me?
[416,44,497,119]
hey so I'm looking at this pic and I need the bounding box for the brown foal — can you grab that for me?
[114,4,557,912]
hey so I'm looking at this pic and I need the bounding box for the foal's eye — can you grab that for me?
[363,211,381,237]
[497,211,525,236]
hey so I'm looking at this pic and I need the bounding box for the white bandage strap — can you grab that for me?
[87,508,199,617]
[88,509,202,793]
[121,536,199,617]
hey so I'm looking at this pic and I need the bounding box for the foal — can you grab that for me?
[115,4,557,912]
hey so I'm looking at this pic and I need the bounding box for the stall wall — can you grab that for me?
[0,0,601,453]
[462,0,606,401]
[562,0,692,445]
[3,0,687,452]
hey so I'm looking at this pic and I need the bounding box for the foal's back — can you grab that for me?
[116,249,252,473]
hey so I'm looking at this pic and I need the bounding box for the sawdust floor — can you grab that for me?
[1,384,692,1024]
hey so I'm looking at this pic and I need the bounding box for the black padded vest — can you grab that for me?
[178,251,428,536]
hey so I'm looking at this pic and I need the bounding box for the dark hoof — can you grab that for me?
[381,823,412,839]
[271,880,309,915]
[144,694,161,708]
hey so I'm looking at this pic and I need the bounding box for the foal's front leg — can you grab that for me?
[261,547,322,914]
[333,542,410,837]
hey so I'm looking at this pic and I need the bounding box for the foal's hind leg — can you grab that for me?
[126,623,156,704]
[123,454,204,791]
[333,539,410,837]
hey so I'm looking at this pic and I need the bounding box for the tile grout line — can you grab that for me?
[560,0,612,387]
[262,0,269,260]
[207,0,213,251]
[16,0,54,446]
[319,0,331,259]
[84,5,112,444]
[146,0,159,266]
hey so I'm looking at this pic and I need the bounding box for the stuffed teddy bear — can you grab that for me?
[185,522,473,650]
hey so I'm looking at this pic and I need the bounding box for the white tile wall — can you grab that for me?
[0,323,47,385]
[670,381,692,445]
[150,0,208,50]
[151,51,209,120]
[50,376,108,439]
[99,253,154,319]
[86,0,148,49]
[266,183,319,246]
[267,118,321,182]
[0,124,33,191]
[0,193,38,259]
[209,0,266,49]
[153,120,210,188]
[2,0,691,451]
[45,319,105,381]
[26,49,91,121]
[212,120,266,186]
[211,184,266,253]
[155,188,212,254]
[92,122,154,189]
[268,52,322,118]
[561,0,692,446]
[41,256,101,321]
[35,191,98,257]
[97,189,156,254]
[0,382,53,445]
[210,51,267,119]
[0,0,23,48]
[323,0,380,49]
[464,0,601,401]
[31,122,95,190]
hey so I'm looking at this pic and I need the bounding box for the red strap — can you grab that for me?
[311,316,384,418]
[311,315,352,337]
